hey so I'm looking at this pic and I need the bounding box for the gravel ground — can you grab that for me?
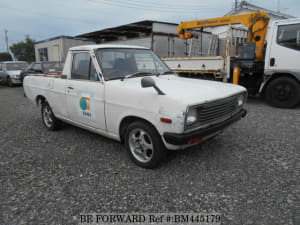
[0,85,299,225]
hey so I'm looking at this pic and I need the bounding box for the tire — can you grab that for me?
[41,103,61,130]
[265,77,300,108]
[7,77,13,87]
[124,121,166,169]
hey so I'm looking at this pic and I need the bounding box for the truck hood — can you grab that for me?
[7,70,22,76]
[105,75,246,121]
[150,75,246,105]
[109,75,246,106]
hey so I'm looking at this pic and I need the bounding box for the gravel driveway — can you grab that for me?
[0,86,299,225]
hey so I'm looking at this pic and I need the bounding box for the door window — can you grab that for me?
[277,23,300,51]
[89,60,98,81]
[71,52,98,81]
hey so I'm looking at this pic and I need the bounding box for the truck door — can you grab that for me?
[66,51,106,131]
[268,22,300,71]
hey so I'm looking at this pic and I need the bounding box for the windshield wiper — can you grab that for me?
[160,70,174,75]
[121,72,155,81]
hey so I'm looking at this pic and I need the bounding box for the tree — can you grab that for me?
[0,52,12,61]
[10,36,35,62]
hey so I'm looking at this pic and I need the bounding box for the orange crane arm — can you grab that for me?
[178,11,269,62]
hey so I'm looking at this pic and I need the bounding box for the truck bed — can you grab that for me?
[162,56,230,80]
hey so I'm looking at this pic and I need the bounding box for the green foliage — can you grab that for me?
[10,36,35,62]
[0,52,12,61]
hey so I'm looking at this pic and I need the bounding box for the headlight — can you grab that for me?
[237,94,244,107]
[186,108,198,125]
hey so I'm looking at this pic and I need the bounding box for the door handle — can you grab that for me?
[270,58,275,67]
[67,86,74,90]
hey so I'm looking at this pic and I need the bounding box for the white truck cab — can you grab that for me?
[262,19,300,107]
[24,45,247,168]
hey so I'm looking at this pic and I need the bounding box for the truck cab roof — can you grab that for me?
[69,44,149,51]
[273,17,300,25]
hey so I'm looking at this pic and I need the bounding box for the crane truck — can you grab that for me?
[163,11,300,108]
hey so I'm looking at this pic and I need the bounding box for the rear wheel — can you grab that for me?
[124,121,166,169]
[265,77,300,108]
[41,103,61,130]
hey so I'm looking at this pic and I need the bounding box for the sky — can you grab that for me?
[0,0,300,52]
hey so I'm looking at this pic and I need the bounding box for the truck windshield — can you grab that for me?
[95,48,171,80]
[6,63,28,71]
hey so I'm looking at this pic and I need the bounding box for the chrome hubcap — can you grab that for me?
[43,106,53,127]
[128,128,153,163]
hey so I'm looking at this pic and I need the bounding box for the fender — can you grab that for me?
[259,70,300,94]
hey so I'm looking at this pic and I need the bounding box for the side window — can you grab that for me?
[71,52,99,81]
[71,52,90,80]
[89,61,99,81]
[277,23,300,51]
[0,64,2,71]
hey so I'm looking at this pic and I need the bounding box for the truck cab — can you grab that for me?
[262,19,300,108]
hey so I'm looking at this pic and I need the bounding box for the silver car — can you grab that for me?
[0,61,28,87]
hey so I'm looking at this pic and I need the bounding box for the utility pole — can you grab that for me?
[235,0,238,12]
[4,29,9,53]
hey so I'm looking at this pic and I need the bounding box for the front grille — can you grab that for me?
[185,93,244,131]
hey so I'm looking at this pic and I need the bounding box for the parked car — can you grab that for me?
[20,61,64,81]
[0,61,28,86]
[23,45,247,168]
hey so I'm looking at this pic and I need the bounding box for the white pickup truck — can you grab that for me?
[24,45,247,168]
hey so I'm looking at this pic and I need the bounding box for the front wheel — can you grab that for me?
[265,77,300,108]
[41,103,61,130]
[124,121,166,169]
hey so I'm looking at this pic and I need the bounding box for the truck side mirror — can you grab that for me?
[141,77,165,95]
[141,76,155,88]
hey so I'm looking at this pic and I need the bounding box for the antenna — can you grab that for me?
[4,29,9,53]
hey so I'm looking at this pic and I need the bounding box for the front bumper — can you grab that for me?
[11,78,22,84]
[163,108,247,145]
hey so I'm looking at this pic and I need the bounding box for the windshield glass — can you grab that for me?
[42,62,64,73]
[95,48,171,80]
[6,63,28,71]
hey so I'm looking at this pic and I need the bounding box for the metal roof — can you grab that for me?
[76,20,178,42]
[35,35,93,44]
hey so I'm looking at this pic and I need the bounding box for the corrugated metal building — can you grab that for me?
[76,21,218,57]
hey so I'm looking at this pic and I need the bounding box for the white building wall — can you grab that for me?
[35,38,95,62]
